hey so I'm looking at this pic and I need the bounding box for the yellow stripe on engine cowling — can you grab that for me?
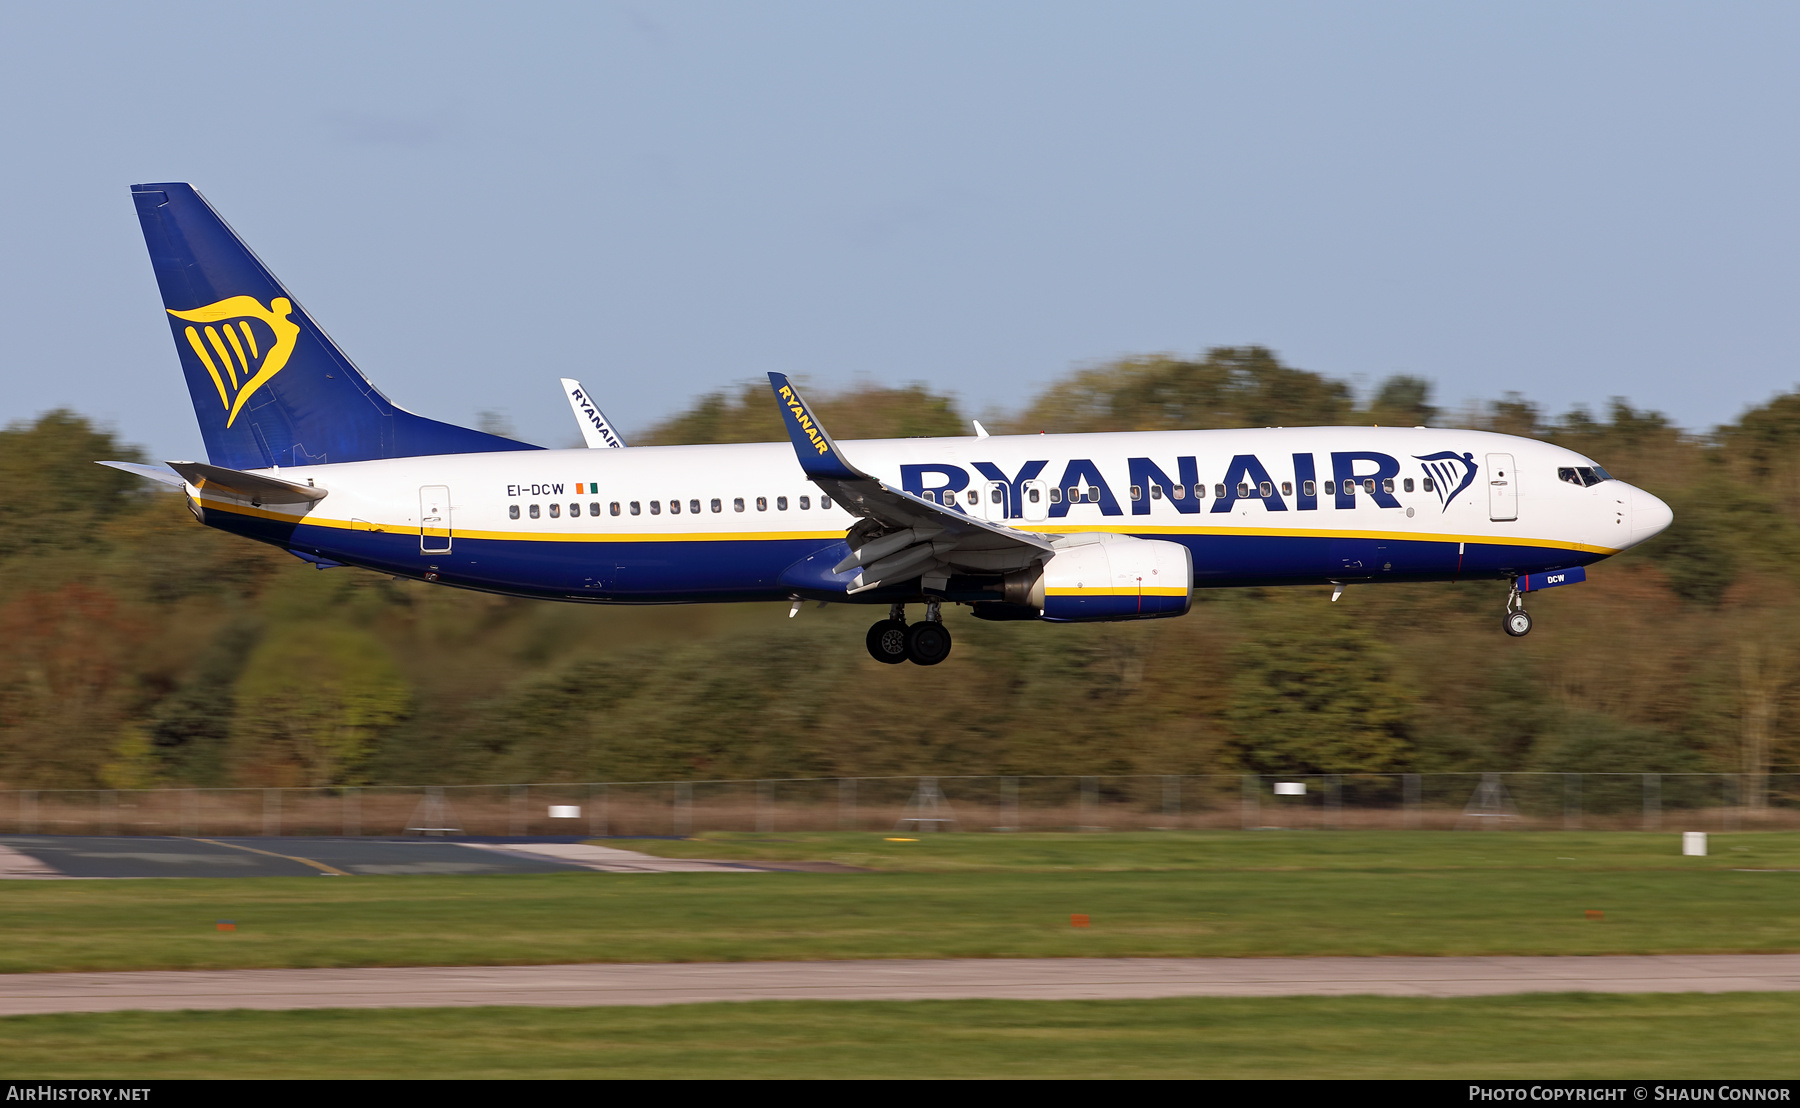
[1045,586,1190,597]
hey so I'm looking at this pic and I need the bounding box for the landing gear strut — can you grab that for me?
[1503,581,1533,637]
[865,601,954,665]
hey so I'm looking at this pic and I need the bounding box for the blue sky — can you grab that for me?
[2,2,1796,459]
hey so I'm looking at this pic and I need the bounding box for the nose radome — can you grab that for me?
[1628,485,1673,546]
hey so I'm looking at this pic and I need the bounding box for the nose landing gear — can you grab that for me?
[865,601,954,665]
[1503,581,1533,637]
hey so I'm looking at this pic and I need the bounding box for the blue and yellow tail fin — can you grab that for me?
[131,183,539,469]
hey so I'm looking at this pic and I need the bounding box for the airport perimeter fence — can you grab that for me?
[1,772,1798,838]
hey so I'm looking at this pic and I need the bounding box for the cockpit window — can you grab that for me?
[1558,466,1611,488]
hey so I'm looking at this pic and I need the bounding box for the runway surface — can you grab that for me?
[0,836,785,878]
[3,956,1799,1015]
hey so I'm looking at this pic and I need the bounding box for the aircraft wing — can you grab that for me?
[562,378,628,448]
[767,373,1050,593]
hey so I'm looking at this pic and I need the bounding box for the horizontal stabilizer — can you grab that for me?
[164,461,328,504]
[97,460,185,488]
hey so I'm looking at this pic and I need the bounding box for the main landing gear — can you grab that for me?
[1503,581,1533,637]
[866,601,953,666]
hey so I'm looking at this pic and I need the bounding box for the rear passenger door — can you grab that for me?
[420,485,452,553]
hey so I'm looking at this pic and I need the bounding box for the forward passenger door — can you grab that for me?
[1486,455,1517,521]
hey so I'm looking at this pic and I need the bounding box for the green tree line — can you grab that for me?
[0,348,1795,802]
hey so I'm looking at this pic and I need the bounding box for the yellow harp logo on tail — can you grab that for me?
[167,296,302,428]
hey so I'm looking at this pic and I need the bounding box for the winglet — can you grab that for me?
[561,378,629,448]
[768,373,865,481]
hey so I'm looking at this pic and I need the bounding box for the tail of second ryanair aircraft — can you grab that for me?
[131,183,537,470]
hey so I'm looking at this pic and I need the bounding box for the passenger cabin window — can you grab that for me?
[1213,484,1225,499]
[1281,481,1292,496]
[1402,479,1413,493]
[1382,478,1395,494]
[1130,485,1143,501]
[1303,480,1316,497]
[1258,481,1272,497]
[569,503,580,517]
[1237,482,1250,497]
[821,496,832,508]
[1086,488,1099,503]
[734,498,745,512]
[1363,479,1375,494]
[509,505,520,520]
[589,502,600,516]
[669,499,680,514]
[799,496,810,509]
[1151,484,1163,500]
[757,497,768,511]
[549,503,561,518]
[630,501,641,515]
[1422,478,1434,493]
[777,496,788,510]
[1342,481,1354,498]
[1066,487,1079,503]
[650,501,661,515]
[690,499,701,514]
[1048,487,1062,504]
[711,498,722,513]
[967,490,980,506]
[529,504,541,519]
[1171,484,1184,500]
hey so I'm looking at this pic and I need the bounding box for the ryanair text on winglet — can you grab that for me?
[779,385,831,456]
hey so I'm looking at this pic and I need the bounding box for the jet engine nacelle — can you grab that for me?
[1003,536,1193,622]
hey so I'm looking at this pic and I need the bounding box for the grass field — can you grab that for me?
[0,832,1796,973]
[3,994,1799,1078]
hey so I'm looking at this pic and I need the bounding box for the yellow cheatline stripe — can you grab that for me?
[238,320,259,358]
[223,323,251,376]
[204,326,239,389]
[193,837,350,876]
[184,326,228,406]
[1045,586,1189,597]
[193,497,1616,556]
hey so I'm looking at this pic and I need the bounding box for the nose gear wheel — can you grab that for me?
[1502,581,1533,637]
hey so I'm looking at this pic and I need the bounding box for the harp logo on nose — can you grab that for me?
[167,296,302,427]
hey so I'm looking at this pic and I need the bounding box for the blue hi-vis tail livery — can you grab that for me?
[109,183,1674,666]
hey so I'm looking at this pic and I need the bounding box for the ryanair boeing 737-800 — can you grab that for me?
[106,183,1673,665]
